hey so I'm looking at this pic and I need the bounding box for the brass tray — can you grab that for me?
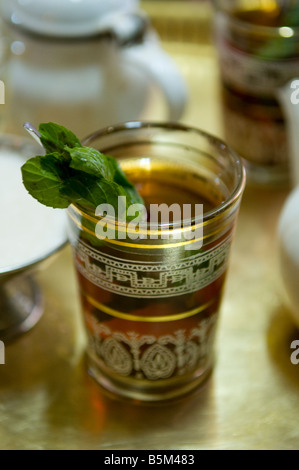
[1,1,298,450]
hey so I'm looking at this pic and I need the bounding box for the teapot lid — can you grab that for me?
[1,0,139,38]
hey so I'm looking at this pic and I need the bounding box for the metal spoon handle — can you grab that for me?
[23,122,42,147]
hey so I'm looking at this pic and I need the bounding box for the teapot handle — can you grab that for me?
[122,31,188,121]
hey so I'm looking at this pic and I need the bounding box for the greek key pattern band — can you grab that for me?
[75,235,232,299]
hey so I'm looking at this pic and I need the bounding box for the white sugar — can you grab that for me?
[0,148,67,272]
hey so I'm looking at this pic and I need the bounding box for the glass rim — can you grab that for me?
[213,5,299,38]
[81,121,246,229]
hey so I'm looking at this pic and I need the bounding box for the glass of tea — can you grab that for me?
[67,122,246,401]
[213,0,299,186]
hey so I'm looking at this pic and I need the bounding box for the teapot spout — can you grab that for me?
[277,79,299,187]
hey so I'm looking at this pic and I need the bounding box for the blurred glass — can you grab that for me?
[213,0,299,186]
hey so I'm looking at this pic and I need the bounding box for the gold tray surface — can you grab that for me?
[1,1,299,450]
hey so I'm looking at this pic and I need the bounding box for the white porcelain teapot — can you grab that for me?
[1,0,187,138]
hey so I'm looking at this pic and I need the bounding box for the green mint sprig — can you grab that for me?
[252,5,299,60]
[21,122,144,216]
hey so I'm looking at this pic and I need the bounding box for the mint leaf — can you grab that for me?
[68,146,114,181]
[61,174,128,215]
[106,155,135,189]
[281,6,299,28]
[97,180,128,219]
[21,155,71,208]
[22,122,144,216]
[105,155,144,205]
[122,186,144,207]
[39,122,81,156]
[40,152,70,179]
[61,174,107,210]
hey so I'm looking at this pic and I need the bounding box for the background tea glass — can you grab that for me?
[213,0,299,186]
[67,122,246,401]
